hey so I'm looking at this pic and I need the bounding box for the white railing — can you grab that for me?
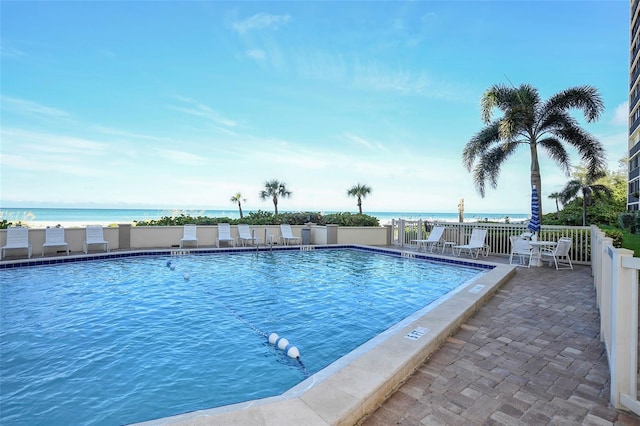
[592,226,640,415]
[391,220,591,263]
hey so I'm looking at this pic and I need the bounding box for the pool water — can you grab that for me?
[0,248,482,425]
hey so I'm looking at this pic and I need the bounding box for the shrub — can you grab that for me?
[134,211,379,227]
[604,229,624,248]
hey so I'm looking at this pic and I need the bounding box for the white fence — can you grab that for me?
[391,220,591,263]
[591,226,640,415]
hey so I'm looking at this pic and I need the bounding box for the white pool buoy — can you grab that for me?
[268,332,300,359]
[170,265,175,271]
[268,332,279,345]
[183,273,190,281]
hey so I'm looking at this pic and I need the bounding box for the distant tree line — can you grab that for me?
[134,211,380,227]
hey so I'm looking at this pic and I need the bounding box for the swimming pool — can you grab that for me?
[0,247,486,425]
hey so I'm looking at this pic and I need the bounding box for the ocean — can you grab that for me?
[0,207,529,227]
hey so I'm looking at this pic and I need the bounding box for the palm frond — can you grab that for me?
[477,142,519,190]
[537,137,571,175]
[544,85,604,122]
[463,122,501,171]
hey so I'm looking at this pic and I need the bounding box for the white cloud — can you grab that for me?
[156,149,209,166]
[1,96,71,119]
[342,132,388,152]
[232,13,291,35]
[2,128,108,155]
[168,97,236,128]
[246,49,266,60]
[611,101,629,126]
[0,43,27,58]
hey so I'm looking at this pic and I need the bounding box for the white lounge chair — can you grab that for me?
[412,226,445,252]
[237,224,260,247]
[454,228,487,259]
[83,225,109,254]
[1,226,32,259]
[280,224,302,246]
[42,226,69,256]
[540,237,573,270]
[180,224,198,248]
[509,235,532,267]
[216,223,235,248]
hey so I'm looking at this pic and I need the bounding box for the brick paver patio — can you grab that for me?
[359,259,640,425]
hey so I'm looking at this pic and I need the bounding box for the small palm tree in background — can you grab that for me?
[347,183,372,214]
[259,180,292,215]
[463,83,606,216]
[548,192,562,219]
[560,166,612,226]
[230,192,246,219]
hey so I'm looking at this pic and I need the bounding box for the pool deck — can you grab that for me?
[360,252,640,426]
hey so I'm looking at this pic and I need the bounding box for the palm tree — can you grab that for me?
[560,166,612,226]
[347,183,372,214]
[259,180,292,215]
[463,83,606,216]
[548,192,562,219]
[230,192,246,219]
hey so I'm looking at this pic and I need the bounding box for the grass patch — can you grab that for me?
[599,225,640,257]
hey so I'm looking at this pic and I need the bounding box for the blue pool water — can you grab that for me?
[0,249,483,425]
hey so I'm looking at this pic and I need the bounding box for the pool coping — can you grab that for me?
[114,245,515,426]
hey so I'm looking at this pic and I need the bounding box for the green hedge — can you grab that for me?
[134,211,380,227]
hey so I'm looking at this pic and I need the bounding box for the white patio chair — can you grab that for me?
[216,223,235,248]
[237,224,260,247]
[1,226,32,259]
[42,226,70,256]
[412,226,445,252]
[280,224,302,246]
[180,224,198,248]
[454,228,487,259]
[509,235,533,267]
[83,225,109,254]
[540,237,573,270]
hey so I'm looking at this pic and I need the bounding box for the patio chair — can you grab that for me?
[280,224,302,246]
[42,226,70,256]
[180,224,198,248]
[216,223,235,248]
[83,225,109,254]
[1,226,32,259]
[454,228,487,259]
[412,226,445,252]
[237,224,260,247]
[539,237,573,270]
[509,235,533,267]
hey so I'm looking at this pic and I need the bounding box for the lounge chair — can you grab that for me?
[42,226,70,256]
[412,226,445,252]
[454,228,487,259]
[280,224,302,245]
[237,224,260,247]
[216,223,235,248]
[83,225,109,254]
[509,235,532,267]
[180,224,198,248]
[1,226,32,259]
[540,237,573,270]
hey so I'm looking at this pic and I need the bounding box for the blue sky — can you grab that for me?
[0,1,629,214]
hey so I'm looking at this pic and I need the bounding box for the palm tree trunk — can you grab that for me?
[530,143,543,216]
[357,197,362,214]
[273,196,278,215]
[238,201,244,219]
[582,198,587,226]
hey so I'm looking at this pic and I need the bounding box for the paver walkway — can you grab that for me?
[360,260,640,425]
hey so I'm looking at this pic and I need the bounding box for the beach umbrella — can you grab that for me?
[528,186,541,234]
